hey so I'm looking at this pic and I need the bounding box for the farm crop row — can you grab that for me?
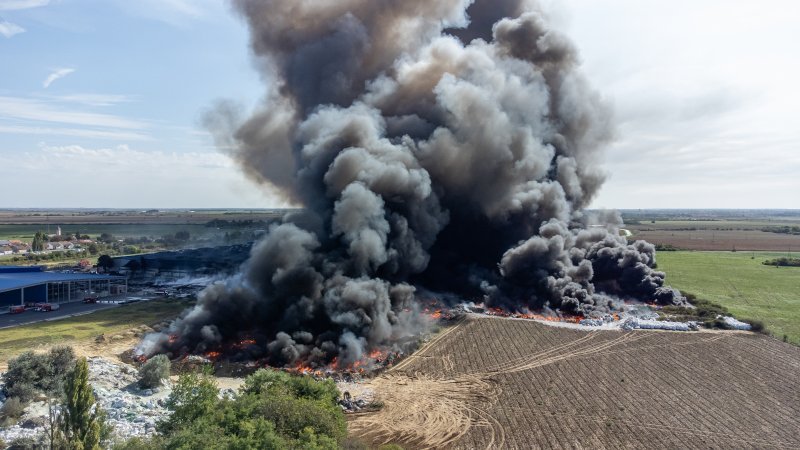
[353,317,800,449]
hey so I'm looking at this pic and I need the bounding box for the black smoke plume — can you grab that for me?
[139,0,686,367]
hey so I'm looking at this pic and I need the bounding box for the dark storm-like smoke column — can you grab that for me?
[138,0,685,367]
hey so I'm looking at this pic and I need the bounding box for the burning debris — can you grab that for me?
[138,0,686,368]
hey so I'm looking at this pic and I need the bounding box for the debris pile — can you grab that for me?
[336,381,375,413]
[621,317,696,332]
[88,357,171,439]
[0,358,172,445]
[720,316,752,331]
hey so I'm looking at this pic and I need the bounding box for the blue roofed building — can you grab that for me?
[0,266,127,310]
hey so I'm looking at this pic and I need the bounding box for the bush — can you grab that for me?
[157,371,218,435]
[111,436,162,450]
[0,397,25,421]
[139,355,171,389]
[8,436,42,450]
[763,257,800,267]
[2,347,76,402]
[2,352,49,402]
[145,368,346,449]
[5,383,37,404]
[745,319,766,334]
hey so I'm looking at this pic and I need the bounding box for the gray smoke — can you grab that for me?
[139,0,685,367]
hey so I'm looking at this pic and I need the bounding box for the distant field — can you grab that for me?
[658,251,800,344]
[626,218,800,251]
[0,210,287,226]
[0,299,192,366]
[0,223,212,241]
[629,228,800,251]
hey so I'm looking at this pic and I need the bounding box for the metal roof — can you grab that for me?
[0,272,125,293]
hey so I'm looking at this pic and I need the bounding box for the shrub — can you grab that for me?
[148,368,346,449]
[5,383,37,404]
[8,436,41,450]
[139,355,171,389]
[342,437,370,450]
[2,352,50,402]
[0,397,25,421]
[745,319,766,334]
[2,347,76,402]
[111,437,161,450]
[158,371,218,435]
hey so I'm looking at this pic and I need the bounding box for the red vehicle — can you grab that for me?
[9,305,25,314]
[37,303,60,312]
[83,296,98,304]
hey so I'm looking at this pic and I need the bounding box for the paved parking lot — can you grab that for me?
[0,301,119,329]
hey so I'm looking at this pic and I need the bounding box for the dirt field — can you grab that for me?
[628,228,800,251]
[350,316,800,449]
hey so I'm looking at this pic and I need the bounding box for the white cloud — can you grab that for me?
[42,67,75,88]
[116,0,219,27]
[154,0,202,17]
[0,144,285,208]
[0,19,24,37]
[47,93,136,107]
[0,0,49,10]
[0,124,150,141]
[561,0,800,209]
[0,96,147,130]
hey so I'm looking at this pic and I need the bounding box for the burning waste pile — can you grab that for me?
[137,0,687,371]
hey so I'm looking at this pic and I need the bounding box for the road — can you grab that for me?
[0,301,120,329]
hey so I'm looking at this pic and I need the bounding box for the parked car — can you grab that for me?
[9,305,25,314]
[83,296,98,304]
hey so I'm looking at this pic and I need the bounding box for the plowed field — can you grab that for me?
[350,316,800,449]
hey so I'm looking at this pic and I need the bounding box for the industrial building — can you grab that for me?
[0,266,127,309]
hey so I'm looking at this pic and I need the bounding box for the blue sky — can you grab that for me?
[0,0,274,208]
[1,0,798,209]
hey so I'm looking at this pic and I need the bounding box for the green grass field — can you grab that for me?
[0,299,192,365]
[658,251,800,344]
[0,224,211,241]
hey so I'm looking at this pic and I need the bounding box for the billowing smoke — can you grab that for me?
[139,0,685,367]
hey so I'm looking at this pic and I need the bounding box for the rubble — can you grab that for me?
[0,357,172,445]
[720,316,752,331]
[621,317,695,331]
[336,381,375,413]
[87,357,171,439]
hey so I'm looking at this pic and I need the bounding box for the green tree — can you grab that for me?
[146,368,345,449]
[158,370,219,435]
[59,357,106,450]
[31,231,47,252]
[97,255,114,272]
[87,243,99,256]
